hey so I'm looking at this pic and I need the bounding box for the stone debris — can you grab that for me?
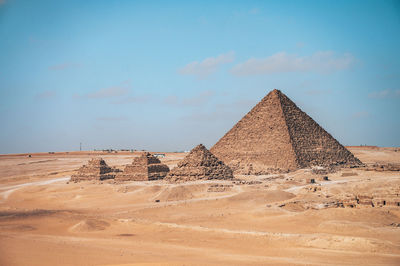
[365,163,400,172]
[341,172,358,177]
[115,152,170,181]
[261,175,286,181]
[300,185,400,209]
[211,89,362,175]
[232,180,262,185]
[70,158,120,182]
[305,186,322,192]
[165,144,234,182]
[207,184,233,192]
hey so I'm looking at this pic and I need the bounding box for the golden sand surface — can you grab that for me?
[0,147,399,265]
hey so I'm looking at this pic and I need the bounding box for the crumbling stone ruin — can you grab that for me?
[115,152,170,181]
[341,193,400,208]
[165,144,234,182]
[211,89,363,175]
[70,158,119,182]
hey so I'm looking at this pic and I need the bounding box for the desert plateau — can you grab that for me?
[0,146,399,265]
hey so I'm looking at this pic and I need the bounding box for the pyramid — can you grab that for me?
[210,89,362,175]
[70,158,119,182]
[115,152,170,181]
[165,144,234,182]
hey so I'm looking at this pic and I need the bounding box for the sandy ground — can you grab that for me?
[0,147,399,265]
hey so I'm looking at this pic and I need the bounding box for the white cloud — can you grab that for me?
[179,52,235,79]
[231,51,355,75]
[368,89,400,99]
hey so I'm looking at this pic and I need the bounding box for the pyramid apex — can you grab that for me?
[196,143,206,148]
[193,144,207,151]
[270,89,282,95]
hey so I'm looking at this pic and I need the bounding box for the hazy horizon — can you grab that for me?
[1,0,400,154]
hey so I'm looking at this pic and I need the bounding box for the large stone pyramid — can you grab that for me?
[210,89,362,175]
[165,144,234,182]
[70,158,119,182]
[115,152,170,181]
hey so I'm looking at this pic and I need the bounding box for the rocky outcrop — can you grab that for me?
[115,152,169,181]
[165,144,233,182]
[211,89,362,175]
[70,158,119,182]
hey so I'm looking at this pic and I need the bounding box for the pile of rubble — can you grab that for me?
[365,163,400,172]
[207,184,233,192]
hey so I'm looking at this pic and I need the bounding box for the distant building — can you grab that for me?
[153,153,165,158]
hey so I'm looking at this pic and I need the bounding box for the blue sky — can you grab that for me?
[0,0,399,153]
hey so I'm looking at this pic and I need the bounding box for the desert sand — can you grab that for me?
[0,147,399,265]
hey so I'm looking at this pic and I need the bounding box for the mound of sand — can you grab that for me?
[228,190,296,205]
[155,184,209,202]
[70,219,110,232]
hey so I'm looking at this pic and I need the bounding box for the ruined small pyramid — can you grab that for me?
[70,158,119,182]
[210,89,362,174]
[165,144,234,182]
[115,152,170,181]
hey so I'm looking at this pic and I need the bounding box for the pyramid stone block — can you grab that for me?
[115,152,170,181]
[211,89,362,175]
[71,158,118,182]
[165,144,234,182]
